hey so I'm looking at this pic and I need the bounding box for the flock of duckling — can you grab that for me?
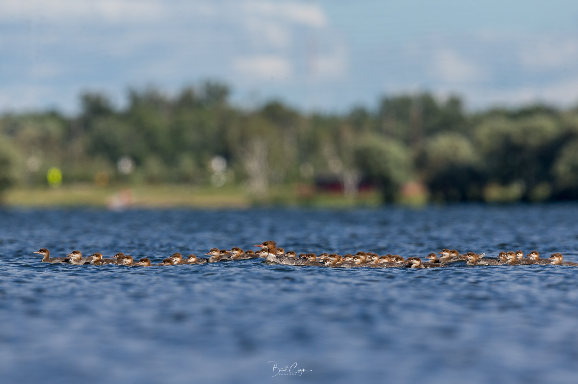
[34,240,576,268]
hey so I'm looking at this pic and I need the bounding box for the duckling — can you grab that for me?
[206,248,223,263]
[229,247,253,260]
[304,253,323,267]
[505,251,520,265]
[181,254,208,265]
[67,250,91,265]
[158,257,177,266]
[390,255,407,267]
[466,253,500,266]
[133,258,151,267]
[244,250,257,258]
[376,254,397,268]
[527,250,551,265]
[34,248,68,263]
[425,253,442,264]
[439,249,452,263]
[90,252,117,265]
[549,253,578,266]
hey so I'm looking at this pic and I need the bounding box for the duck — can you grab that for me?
[466,253,500,266]
[133,258,152,267]
[244,250,257,258]
[505,251,520,265]
[390,255,408,267]
[527,251,551,265]
[112,253,128,265]
[423,254,446,268]
[229,247,249,260]
[407,257,440,269]
[377,255,397,268]
[425,253,442,264]
[67,250,91,265]
[439,249,452,263]
[497,252,508,263]
[206,248,224,263]
[326,254,345,267]
[516,250,537,265]
[90,252,117,265]
[118,255,134,266]
[182,254,208,264]
[255,241,279,263]
[34,248,68,263]
[170,253,183,264]
[549,253,578,266]
[304,253,323,267]
[158,257,177,266]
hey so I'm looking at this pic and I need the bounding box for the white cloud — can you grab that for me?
[520,38,578,70]
[233,55,292,80]
[0,0,168,23]
[311,45,348,80]
[242,1,326,28]
[431,48,487,84]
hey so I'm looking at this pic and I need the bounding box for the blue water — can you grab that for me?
[1,205,578,384]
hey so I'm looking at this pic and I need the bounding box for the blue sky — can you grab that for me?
[2,0,578,113]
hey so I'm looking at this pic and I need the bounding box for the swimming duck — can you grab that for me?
[505,251,520,265]
[527,251,551,265]
[170,253,183,264]
[182,254,208,264]
[158,257,177,266]
[466,253,500,266]
[229,247,247,260]
[133,258,152,267]
[67,250,91,265]
[90,252,117,265]
[206,248,224,263]
[390,255,407,267]
[549,253,578,266]
[407,257,440,268]
[305,254,323,267]
[34,248,68,263]
[118,255,134,266]
[255,241,279,262]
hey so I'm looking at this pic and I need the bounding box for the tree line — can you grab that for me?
[2,81,578,203]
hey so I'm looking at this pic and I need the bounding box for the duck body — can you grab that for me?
[34,248,68,263]
[181,255,209,265]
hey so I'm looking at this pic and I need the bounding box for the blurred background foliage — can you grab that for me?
[2,80,578,204]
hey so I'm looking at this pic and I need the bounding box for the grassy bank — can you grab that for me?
[3,185,384,209]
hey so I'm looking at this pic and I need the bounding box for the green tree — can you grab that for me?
[355,136,412,202]
[422,133,483,202]
[0,135,20,200]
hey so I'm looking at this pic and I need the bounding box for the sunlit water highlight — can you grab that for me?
[1,205,578,383]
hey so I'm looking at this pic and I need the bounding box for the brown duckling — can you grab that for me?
[90,252,117,265]
[67,250,91,265]
[549,253,578,266]
[206,248,223,263]
[527,250,551,265]
[133,258,151,267]
[181,254,208,265]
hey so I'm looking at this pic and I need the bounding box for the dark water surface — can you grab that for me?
[1,205,578,384]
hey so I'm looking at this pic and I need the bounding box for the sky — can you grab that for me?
[2,0,578,114]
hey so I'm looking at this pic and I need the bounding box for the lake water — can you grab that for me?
[1,205,578,384]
